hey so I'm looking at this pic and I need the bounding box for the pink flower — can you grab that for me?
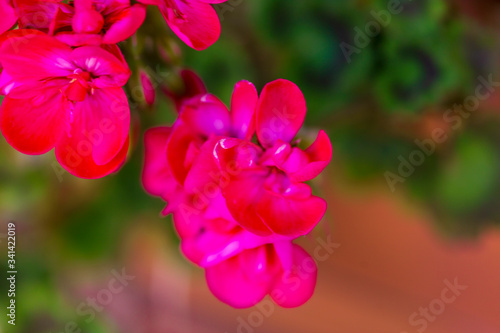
[0,32,131,178]
[0,0,17,34]
[214,79,332,238]
[138,0,226,50]
[142,79,330,308]
[16,0,146,45]
[143,124,318,308]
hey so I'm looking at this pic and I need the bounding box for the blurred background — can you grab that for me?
[2,0,500,332]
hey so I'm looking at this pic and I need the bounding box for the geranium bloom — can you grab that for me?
[137,0,227,50]
[214,79,332,238]
[16,0,146,45]
[142,79,331,308]
[143,124,318,308]
[0,0,17,34]
[0,32,131,178]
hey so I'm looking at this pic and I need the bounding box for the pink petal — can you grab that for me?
[71,0,104,34]
[220,170,274,237]
[0,33,74,82]
[271,245,317,308]
[55,133,129,179]
[183,136,223,193]
[230,80,258,140]
[0,0,17,34]
[142,126,180,200]
[102,4,146,44]
[280,130,332,182]
[255,185,327,238]
[165,121,203,185]
[160,0,221,50]
[54,87,130,178]
[81,87,130,165]
[205,245,278,308]
[179,94,231,137]
[0,87,67,154]
[214,138,272,236]
[256,79,306,148]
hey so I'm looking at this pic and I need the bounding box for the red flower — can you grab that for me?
[143,125,318,308]
[214,79,332,238]
[142,79,331,308]
[0,32,131,178]
[138,0,227,50]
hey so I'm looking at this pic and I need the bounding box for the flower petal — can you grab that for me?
[160,0,221,50]
[0,33,74,82]
[255,186,326,238]
[142,126,181,200]
[231,80,258,140]
[256,79,306,147]
[54,87,130,178]
[205,245,277,308]
[179,94,231,137]
[280,130,332,182]
[102,4,146,44]
[55,133,129,179]
[0,0,18,34]
[0,87,67,154]
[271,245,317,308]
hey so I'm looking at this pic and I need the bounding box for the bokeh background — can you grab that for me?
[2,0,500,332]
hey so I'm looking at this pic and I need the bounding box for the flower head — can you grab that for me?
[0,32,131,178]
[142,78,331,308]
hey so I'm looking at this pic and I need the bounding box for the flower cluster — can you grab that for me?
[143,79,332,308]
[0,0,226,178]
[1,0,333,309]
